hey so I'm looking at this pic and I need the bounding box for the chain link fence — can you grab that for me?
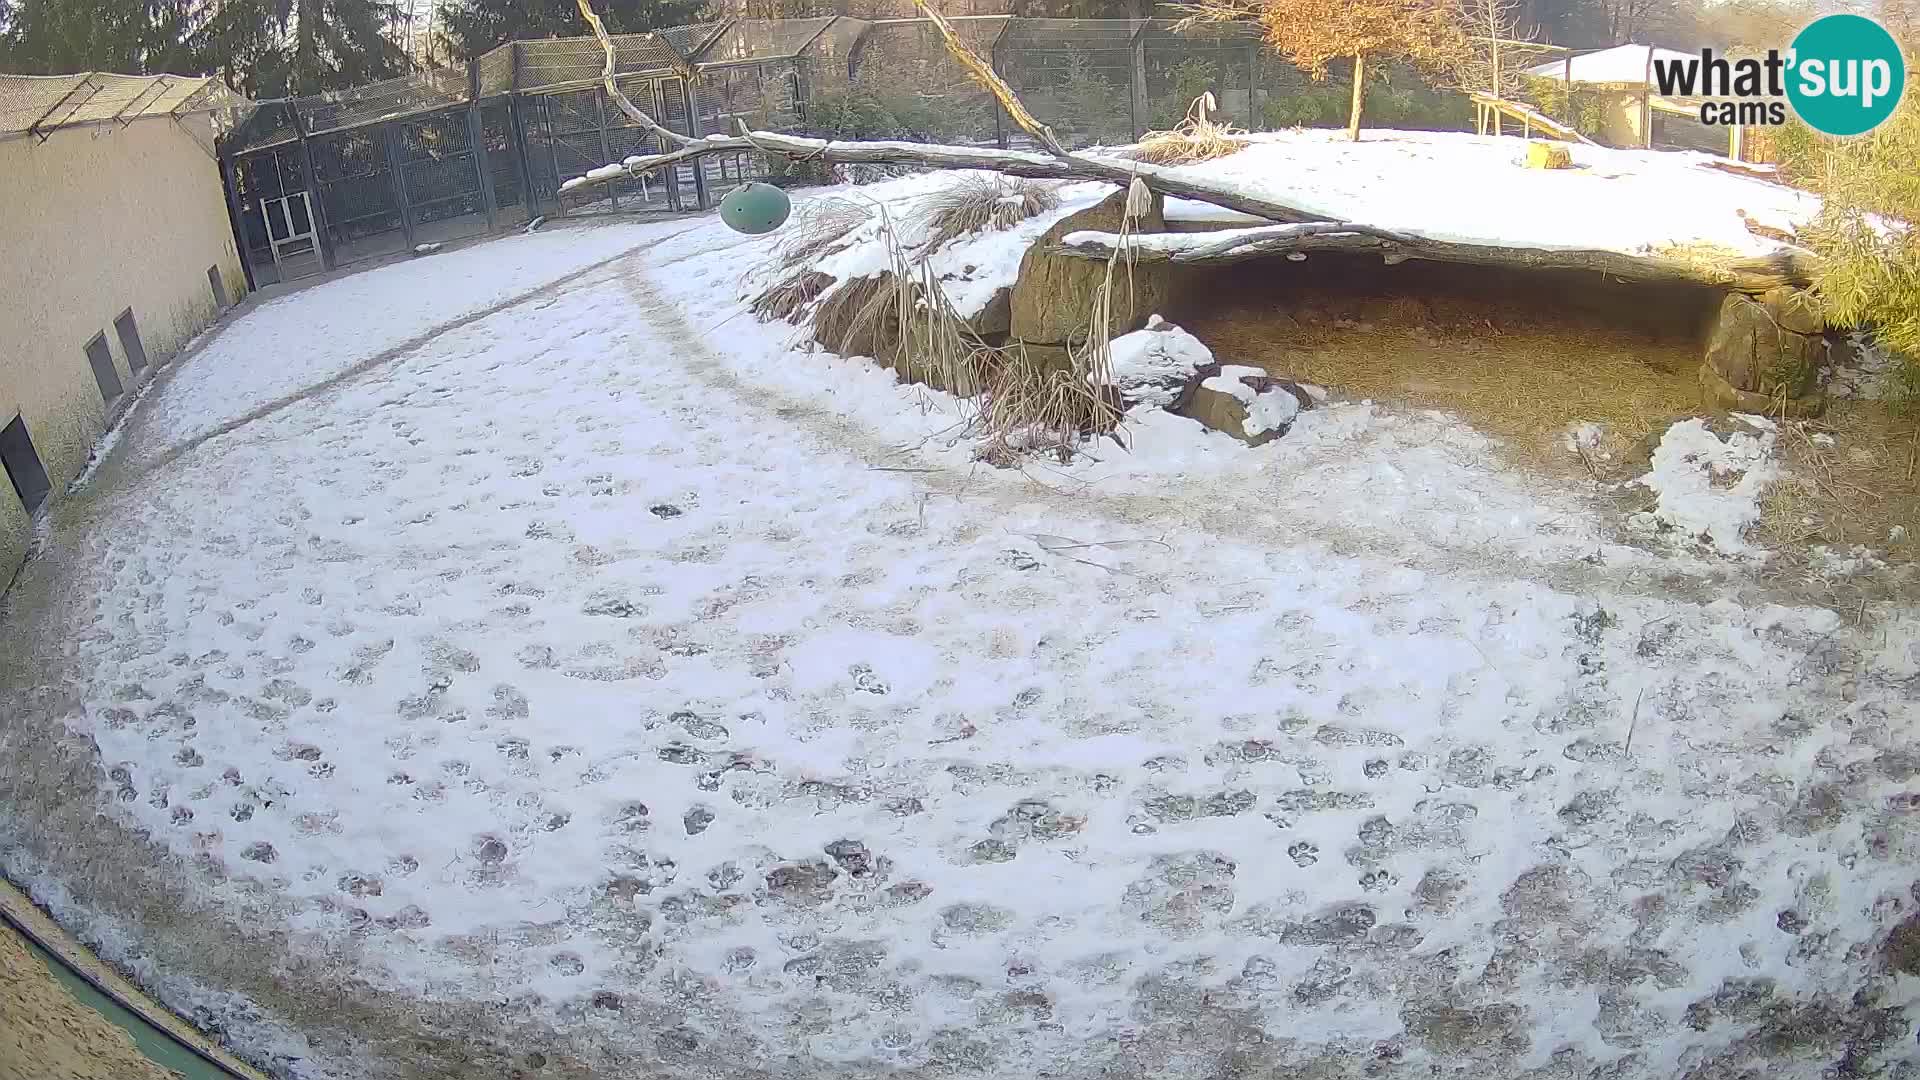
[218,16,1476,284]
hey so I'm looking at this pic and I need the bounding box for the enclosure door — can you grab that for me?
[262,192,319,278]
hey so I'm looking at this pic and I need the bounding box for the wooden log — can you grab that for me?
[1052,224,1818,291]
[600,130,1337,223]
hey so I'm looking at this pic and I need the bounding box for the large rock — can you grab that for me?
[1698,363,1824,418]
[1172,362,1315,446]
[1010,189,1172,347]
[1759,285,1825,335]
[1703,292,1824,396]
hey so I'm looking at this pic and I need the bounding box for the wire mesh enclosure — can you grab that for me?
[216,15,1475,285]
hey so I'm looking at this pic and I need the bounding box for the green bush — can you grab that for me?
[1149,57,1220,130]
[1797,73,1920,406]
[1518,75,1609,138]
[1259,63,1465,131]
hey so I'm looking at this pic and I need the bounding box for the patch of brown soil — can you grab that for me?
[1761,401,1920,562]
[1166,253,1707,475]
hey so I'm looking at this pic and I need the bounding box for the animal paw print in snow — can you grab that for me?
[1359,868,1397,893]
[1001,549,1040,571]
[850,664,889,695]
[1287,841,1318,867]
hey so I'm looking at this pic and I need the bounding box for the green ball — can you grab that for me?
[719,182,792,235]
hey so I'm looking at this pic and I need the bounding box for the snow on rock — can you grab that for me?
[1636,417,1778,555]
[1106,314,1214,407]
[1100,130,1817,262]
[1201,363,1302,439]
[760,172,1115,320]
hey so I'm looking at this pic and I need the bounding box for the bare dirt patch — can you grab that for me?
[1165,252,1710,477]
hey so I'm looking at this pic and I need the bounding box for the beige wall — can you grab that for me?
[0,113,245,584]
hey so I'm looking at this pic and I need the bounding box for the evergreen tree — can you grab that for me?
[434,0,703,64]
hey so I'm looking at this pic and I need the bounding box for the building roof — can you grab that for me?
[0,72,231,139]
[1525,44,1697,85]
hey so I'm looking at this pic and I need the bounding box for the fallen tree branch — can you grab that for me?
[911,0,1066,156]
[574,0,695,150]
[578,131,1328,222]
[1053,222,1818,290]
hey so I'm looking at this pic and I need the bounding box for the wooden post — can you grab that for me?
[1729,123,1744,162]
[1347,53,1365,141]
[1641,45,1654,148]
[1562,55,1573,125]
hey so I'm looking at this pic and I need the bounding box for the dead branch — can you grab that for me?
[574,0,694,149]
[910,0,1066,156]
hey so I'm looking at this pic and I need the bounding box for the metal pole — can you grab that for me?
[682,74,709,210]
[467,61,498,230]
[594,86,619,211]
[544,96,567,217]
[511,43,540,218]
[1247,40,1258,128]
[991,33,1007,148]
[217,146,258,293]
[1129,20,1150,142]
[654,79,681,210]
[288,102,336,270]
[382,122,417,249]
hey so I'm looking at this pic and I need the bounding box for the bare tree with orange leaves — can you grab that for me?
[1179,0,1467,140]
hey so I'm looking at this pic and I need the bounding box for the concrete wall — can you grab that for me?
[0,113,245,584]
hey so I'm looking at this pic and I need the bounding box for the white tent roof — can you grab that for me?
[1525,44,1696,84]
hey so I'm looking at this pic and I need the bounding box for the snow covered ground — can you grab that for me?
[1124,130,1818,260]
[3,178,1918,1080]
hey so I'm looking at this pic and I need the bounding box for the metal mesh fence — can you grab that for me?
[0,72,239,138]
[216,15,1489,283]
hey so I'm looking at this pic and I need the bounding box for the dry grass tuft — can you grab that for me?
[775,196,872,271]
[812,273,898,358]
[1758,402,1920,555]
[1129,92,1249,166]
[750,270,836,323]
[975,345,1124,464]
[912,176,1061,251]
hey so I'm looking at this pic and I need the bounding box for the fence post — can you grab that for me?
[510,44,540,219]
[544,96,567,217]
[382,122,417,249]
[468,61,498,230]
[1246,40,1259,128]
[682,73,708,210]
[990,32,1007,149]
[1129,20,1150,141]
[288,102,337,271]
[217,143,258,293]
[594,85,619,211]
